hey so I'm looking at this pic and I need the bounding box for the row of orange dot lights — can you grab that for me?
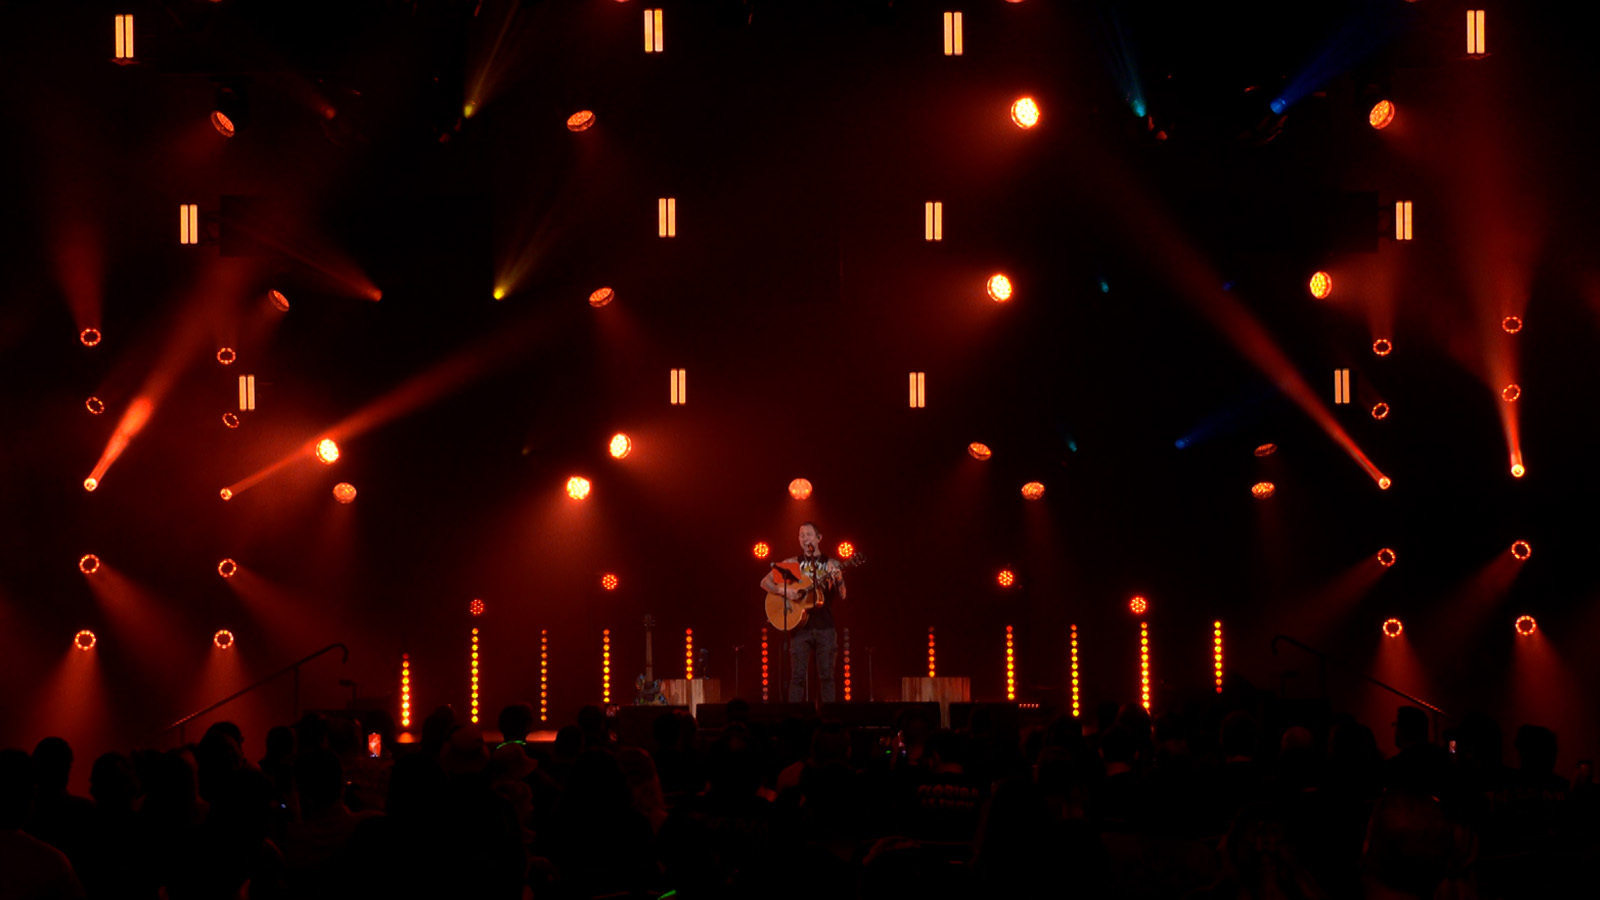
[540,631,549,723]
[601,629,611,705]
[842,628,852,702]
[400,654,411,730]
[1213,622,1224,694]
[469,628,480,724]
[685,629,694,679]
[1004,626,1015,702]
[927,627,936,678]
[760,627,769,701]
[1069,625,1080,718]
[1139,622,1151,712]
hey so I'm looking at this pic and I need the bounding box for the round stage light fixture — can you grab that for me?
[1254,443,1278,457]
[1020,481,1045,501]
[79,554,100,575]
[1515,615,1536,636]
[986,274,1013,302]
[1251,481,1275,499]
[1378,477,1392,490]
[609,433,632,459]
[216,347,236,365]
[210,111,236,138]
[1502,316,1523,334]
[469,598,485,616]
[1372,338,1393,356]
[836,541,855,560]
[1382,618,1403,638]
[1511,463,1526,478]
[1501,384,1521,402]
[80,328,102,347]
[85,397,105,415]
[83,477,98,492]
[601,573,619,591]
[566,110,596,132]
[1369,100,1395,130]
[222,413,240,429]
[220,488,233,501]
[788,478,813,500]
[566,476,592,500]
[213,629,235,649]
[997,569,1016,588]
[74,630,96,651]
[315,439,340,464]
[1377,548,1397,567]
[968,442,992,461]
[1511,540,1532,561]
[1129,596,1148,615]
[492,286,506,301]
[589,287,614,308]
[217,558,238,578]
[268,289,290,311]
[1010,97,1040,128]
[1372,402,1390,420]
[333,482,357,504]
[753,542,770,559]
[1308,271,1332,299]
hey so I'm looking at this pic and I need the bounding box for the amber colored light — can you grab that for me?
[74,629,96,651]
[602,629,612,704]
[1378,476,1392,490]
[1369,100,1395,130]
[220,488,233,501]
[1515,615,1536,636]
[608,433,632,459]
[1213,621,1224,694]
[601,573,619,591]
[86,397,105,415]
[315,439,340,464]
[1020,481,1045,501]
[986,274,1013,302]
[468,598,485,616]
[1251,482,1275,499]
[842,629,852,701]
[1254,443,1278,457]
[968,442,993,460]
[566,476,592,500]
[333,482,357,504]
[1382,618,1403,638]
[927,626,936,677]
[1004,625,1016,702]
[268,289,290,312]
[1069,624,1081,717]
[1139,622,1151,711]
[836,541,855,560]
[1502,316,1523,334]
[1511,540,1532,561]
[1372,402,1390,420]
[1501,384,1521,402]
[218,558,238,578]
[79,554,100,575]
[214,629,235,649]
[210,111,235,137]
[788,478,813,500]
[761,627,769,701]
[1372,338,1393,356]
[470,628,480,724]
[1129,596,1148,615]
[463,102,477,119]
[1010,97,1040,128]
[492,286,506,301]
[400,653,412,728]
[1377,548,1396,567]
[588,287,614,308]
[84,477,98,492]
[566,110,596,132]
[997,569,1016,588]
[1308,271,1332,299]
[222,413,240,429]
[1511,463,1526,478]
[753,541,770,559]
[685,628,694,679]
[217,348,236,365]
[538,633,547,723]
[80,328,102,347]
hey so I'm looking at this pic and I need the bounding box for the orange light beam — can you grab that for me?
[465,0,522,116]
[84,396,152,489]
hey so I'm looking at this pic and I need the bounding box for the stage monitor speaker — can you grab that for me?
[614,705,687,748]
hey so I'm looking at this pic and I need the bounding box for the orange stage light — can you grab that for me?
[1069,624,1081,717]
[1502,316,1522,334]
[1377,548,1396,567]
[1004,625,1016,702]
[927,627,936,677]
[1372,338,1393,356]
[219,488,232,501]
[315,439,340,464]
[79,554,100,575]
[1511,540,1532,561]
[1020,481,1045,501]
[602,629,611,704]
[268,289,290,311]
[470,627,481,723]
[1372,402,1390,420]
[1515,615,1536,636]
[608,433,632,459]
[80,328,102,347]
[1511,463,1526,478]
[842,628,852,701]
[997,569,1016,588]
[469,598,485,616]
[333,482,357,503]
[1501,384,1521,402]
[114,14,134,61]
[1251,481,1275,499]
[1010,97,1040,128]
[83,477,98,492]
[567,476,592,500]
[788,478,813,500]
[685,628,694,679]
[601,573,619,591]
[589,287,614,308]
[1369,100,1395,130]
[85,397,105,415]
[836,541,855,560]
[401,653,412,728]
[1378,476,1392,490]
[1129,596,1148,615]
[968,442,992,460]
[567,110,596,132]
[986,274,1013,302]
[1309,271,1332,299]
[1254,443,1278,457]
[217,348,236,365]
[538,632,547,723]
[1213,621,1224,694]
[1139,621,1151,711]
[74,630,96,651]
[761,626,769,701]
[210,111,235,138]
[1382,618,1403,638]
[753,542,770,559]
[222,413,240,429]
[218,559,238,578]
[492,286,506,301]
[214,629,235,649]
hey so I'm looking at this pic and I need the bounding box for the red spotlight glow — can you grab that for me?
[213,629,235,649]
[1501,384,1521,402]
[1251,481,1275,499]
[79,554,100,575]
[601,573,619,591]
[608,433,632,459]
[986,274,1013,302]
[268,289,290,312]
[85,397,105,415]
[1308,272,1332,299]
[1382,618,1403,638]
[927,627,936,677]
[1369,100,1395,130]
[83,477,98,492]
[968,442,993,460]
[1511,540,1532,561]
[1020,481,1045,501]
[1372,338,1393,356]
[836,541,855,560]
[1502,316,1523,334]
[217,559,238,578]
[1515,615,1536,636]
[315,439,340,464]
[74,630,96,651]
[222,413,240,429]
[566,476,592,500]
[469,598,485,616]
[1378,476,1392,490]
[997,569,1016,588]
[753,542,770,559]
[216,348,236,365]
[788,478,813,500]
[1129,596,1148,615]
[1372,402,1390,420]
[1511,462,1526,478]
[80,328,102,347]
[333,482,357,503]
[219,488,232,501]
[1254,443,1278,457]
[1377,548,1397,567]
[588,287,614,308]
[210,111,236,138]
[566,110,596,132]
[1010,97,1040,128]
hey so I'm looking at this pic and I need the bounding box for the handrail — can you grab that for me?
[165,643,349,743]
[1271,634,1451,718]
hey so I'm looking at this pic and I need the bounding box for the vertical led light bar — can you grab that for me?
[842,627,852,701]
[943,12,963,56]
[927,627,936,677]
[180,204,199,244]
[238,375,256,411]
[400,653,412,729]
[645,8,664,53]
[924,201,943,241]
[1069,624,1081,717]
[1212,620,1224,694]
[657,198,677,237]
[470,627,481,724]
[908,372,926,408]
[601,629,612,704]
[760,626,770,701]
[1395,201,1413,241]
[670,368,687,405]
[1005,626,1016,702]
[1333,368,1351,405]
[539,630,549,723]
[685,628,694,679]
[1139,622,1151,712]
[1467,10,1486,56]
[114,15,134,61]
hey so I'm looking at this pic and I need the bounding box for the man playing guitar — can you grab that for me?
[759,522,846,703]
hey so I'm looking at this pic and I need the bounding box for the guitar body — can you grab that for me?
[764,561,822,632]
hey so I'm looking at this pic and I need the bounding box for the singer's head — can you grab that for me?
[798,521,821,555]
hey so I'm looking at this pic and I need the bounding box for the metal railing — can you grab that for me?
[165,643,348,744]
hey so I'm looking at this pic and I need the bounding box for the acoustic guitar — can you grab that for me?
[764,555,866,632]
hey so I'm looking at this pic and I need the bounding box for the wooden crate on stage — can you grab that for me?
[900,677,970,728]
[658,678,721,717]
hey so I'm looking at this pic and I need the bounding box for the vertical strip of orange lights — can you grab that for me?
[469,628,481,724]
[400,653,411,730]
[601,629,611,705]
[1213,621,1224,693]
[1139,622,1151,711]
[1070,625,1081,717]
[760,627,769,701]
[927,627,936,677]
[539,630,549,723]
[842,628,852,701]
[685,628,694,679]
[1005,626,1016,702]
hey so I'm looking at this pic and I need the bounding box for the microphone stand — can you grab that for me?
[772,561,802,705]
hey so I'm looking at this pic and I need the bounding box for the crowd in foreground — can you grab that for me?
[2,693,1596,900]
